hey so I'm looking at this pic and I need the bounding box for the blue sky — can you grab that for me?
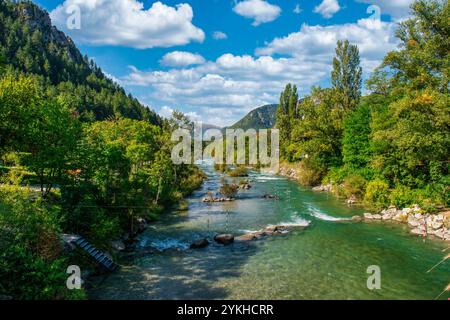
[34,0,413,126]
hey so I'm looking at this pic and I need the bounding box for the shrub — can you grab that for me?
[228,166,248,177]
[389,185,416,208]
[219,180,239,198]
[297,160,324,186]
[343,175,367,199]
[364,179,390,210]
[0,185,84,299]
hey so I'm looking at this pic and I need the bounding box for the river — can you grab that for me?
[90,163,449,300]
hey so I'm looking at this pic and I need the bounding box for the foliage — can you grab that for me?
[227,166,249,177]
[363,179,390,210]
[219,179,239,198]
[331,40,363,111]
[0,185,84,300]
[343,175,367,199]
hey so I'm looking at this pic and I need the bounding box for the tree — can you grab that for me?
[382,0,449,93]
[331,40,363,111]
[276,84,299,158]
[342,103,372,170]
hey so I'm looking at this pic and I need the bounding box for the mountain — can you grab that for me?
[0,0,160,124]
[229,104,278,130]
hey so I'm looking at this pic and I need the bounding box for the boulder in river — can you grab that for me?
[190,238,210,249]
[214,234,235,245]
[262,194,280,200]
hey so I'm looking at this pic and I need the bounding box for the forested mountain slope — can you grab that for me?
[0,0,160,123]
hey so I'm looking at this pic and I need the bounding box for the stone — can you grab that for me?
[408,216,420,227]
[190,238,209,249]
[351,215,362,222]
[372,214,382,220]
[111,240,126,251]
[364,213,374,220]
[312,184,331,192]
[347,195,357,205]
[214,234,235,245]
[434,229,446,240]
[410,228,426,236]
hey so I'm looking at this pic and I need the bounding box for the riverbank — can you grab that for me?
[278,163,450,242]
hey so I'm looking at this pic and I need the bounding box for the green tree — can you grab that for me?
[342,103,372,170]
[331,40,363,111]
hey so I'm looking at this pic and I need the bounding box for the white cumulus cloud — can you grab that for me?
[122,19,399,126]
[356,0,414,20]
[160,51,205,67]
[212,31,228,40]
[256,18,398,69]
[314,0,341,19]
[50,0,205,49]
[233,0,281,26]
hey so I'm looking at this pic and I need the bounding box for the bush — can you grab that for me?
[228,166,248,177]
[297,160,324,186]
[364,179,390,210]
[219,179,239,198]
[389,185,417,208]
[343,175,367,199]
[0,185,84,299]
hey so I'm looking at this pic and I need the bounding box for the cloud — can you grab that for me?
[355,0,413,20]
[160,51,205,67]
[212,31,228,40]
[233,0,281,26]
[158,106,174,118]
[293,4,302,14]
[50,0,204,49]
[314,0,341,19]
[122,19,399,126]
[256,18,398,67]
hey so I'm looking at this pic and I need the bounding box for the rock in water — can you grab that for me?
[214,234,235,245]
[190,238,210,249]
[111,240,126,251]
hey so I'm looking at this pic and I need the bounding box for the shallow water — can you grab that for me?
[90,164,449,300]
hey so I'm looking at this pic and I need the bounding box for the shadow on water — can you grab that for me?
[89,240,260,300]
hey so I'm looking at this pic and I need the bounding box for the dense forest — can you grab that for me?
[0,0,204,299]
[276,0,449,211]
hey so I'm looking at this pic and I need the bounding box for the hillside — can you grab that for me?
[0,0,160,124]
[229,104,278,130]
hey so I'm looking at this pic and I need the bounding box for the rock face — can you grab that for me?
[214,234,235,245]
[363,205,450,241]
[190,238,209,249]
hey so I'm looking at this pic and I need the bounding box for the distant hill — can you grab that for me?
[0,0,160,124]
[228,104,278,130]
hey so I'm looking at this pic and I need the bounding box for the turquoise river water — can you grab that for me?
[90,164,449,300]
